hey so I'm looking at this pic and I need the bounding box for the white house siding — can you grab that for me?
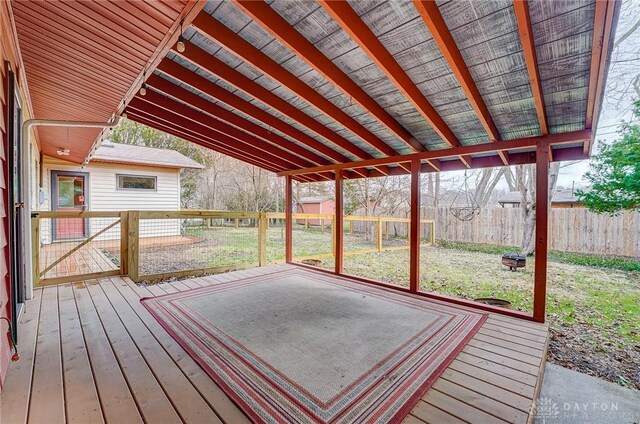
[40,156,181,244]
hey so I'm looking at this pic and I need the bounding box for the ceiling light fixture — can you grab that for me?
[176,19,186,53]
[56,148,70,156]
[139,69,147,96]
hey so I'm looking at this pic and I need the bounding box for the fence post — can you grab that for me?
[331,216,336,257]
[258,212,267,267]
[431,221,436,244]
[377,217,383,252]
[127,211,140,283]
[31,215,40,288]
[235,217,239,229]
[120,211,128,275]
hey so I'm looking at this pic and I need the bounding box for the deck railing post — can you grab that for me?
[31,214,40,288]
[120,211,128,275]
[533,141,550,323]
[409,158,421,293]
[127,210,140,283]
[377,217,383,252]
[334,169,343,274]
[258,212,267,267]
[285,176,293,262]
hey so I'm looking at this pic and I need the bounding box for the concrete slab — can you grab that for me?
[534,363,640,424]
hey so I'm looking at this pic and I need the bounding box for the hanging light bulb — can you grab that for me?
[176,19,186,53]
[139,69,147,96]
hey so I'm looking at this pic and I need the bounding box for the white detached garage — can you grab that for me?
[39,141,204,244]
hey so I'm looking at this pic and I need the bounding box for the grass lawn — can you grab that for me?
[140,225,640,390]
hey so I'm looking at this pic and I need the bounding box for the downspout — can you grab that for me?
[21,116,122,300]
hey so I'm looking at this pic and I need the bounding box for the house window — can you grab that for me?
[116,174,157,191]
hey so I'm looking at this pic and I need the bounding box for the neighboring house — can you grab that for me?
[40,141,203,243]
[296,196,335,225]
[498,188,585,209]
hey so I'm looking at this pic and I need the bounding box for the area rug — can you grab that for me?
[141,268,487,423]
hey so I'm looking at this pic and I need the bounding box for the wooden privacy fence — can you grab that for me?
[421,207,640,257]
[31,210,436,285]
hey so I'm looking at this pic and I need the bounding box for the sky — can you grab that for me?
[442,0,640,192]
[556,0,639,188]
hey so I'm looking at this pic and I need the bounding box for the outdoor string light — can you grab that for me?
[176,19,186,53]
[139,69,147,96]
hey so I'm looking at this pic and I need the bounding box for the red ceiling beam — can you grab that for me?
[318,0,460,150]
[126,111,322,183]
[584,0,617,154]
[126,107,295,175]
[513,0,549,136]
[173,42,371,160]
[172,43,391,175]
[412,0,508,166]
[234,0,425,154]
[156,59,351,164]
[131,93,315,171]
[190,11,399,157]
[145,74,331,167]
[127,97,316,173]
[126,110,288,176]
[277,129,591,177]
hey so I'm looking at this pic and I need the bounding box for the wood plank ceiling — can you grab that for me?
[125,0,619,181]
[12,0,619,179]
[10,0,193,163]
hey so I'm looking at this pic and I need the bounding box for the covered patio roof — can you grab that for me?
[120,0,618,182]
[10,1,619,180]
[10,0,202,163]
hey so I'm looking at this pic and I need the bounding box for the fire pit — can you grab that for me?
[474,298,512,309]
[502,253,526,271]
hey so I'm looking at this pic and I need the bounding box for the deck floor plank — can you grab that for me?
[111,277,251,424]
[408,399,466,424]
[423,389,508,424]
[72,281,143,424]
[27,286,65,424]
[98,278,222,423]
[2,264,548,424]
[57,284,103,424]
[0,288,43,424]
[83,281,182,424]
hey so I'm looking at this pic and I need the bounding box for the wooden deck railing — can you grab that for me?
[31,210,435,285]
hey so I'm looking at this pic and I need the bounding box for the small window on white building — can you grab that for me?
[117,174,157,191]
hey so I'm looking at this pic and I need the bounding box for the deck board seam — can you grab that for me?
[24,288,46,424]
[426,388,508,424]
[439,373,532,414]
[446,361,536,400]
[111,277,234,424]
[82,280,147,421]
[458,348,540,377]
[56,286,68,423]
[91,280,185,422]
[71,282,108,423]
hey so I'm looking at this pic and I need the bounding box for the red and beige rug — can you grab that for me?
[141,268,487,423]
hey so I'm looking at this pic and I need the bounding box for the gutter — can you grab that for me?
[21,115,122,299]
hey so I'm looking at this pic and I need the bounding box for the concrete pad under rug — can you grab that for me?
[141,268,487,423]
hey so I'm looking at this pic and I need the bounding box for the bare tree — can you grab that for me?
[603,0,640,113]
[506,163,561,255]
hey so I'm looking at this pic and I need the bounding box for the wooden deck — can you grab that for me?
[1,264,549,424]
[40,243,119,280]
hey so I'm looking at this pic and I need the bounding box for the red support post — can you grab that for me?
[285,175,293,263]
[335,169,344,274]
[409,158,421,293]
[533,141,549,322]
